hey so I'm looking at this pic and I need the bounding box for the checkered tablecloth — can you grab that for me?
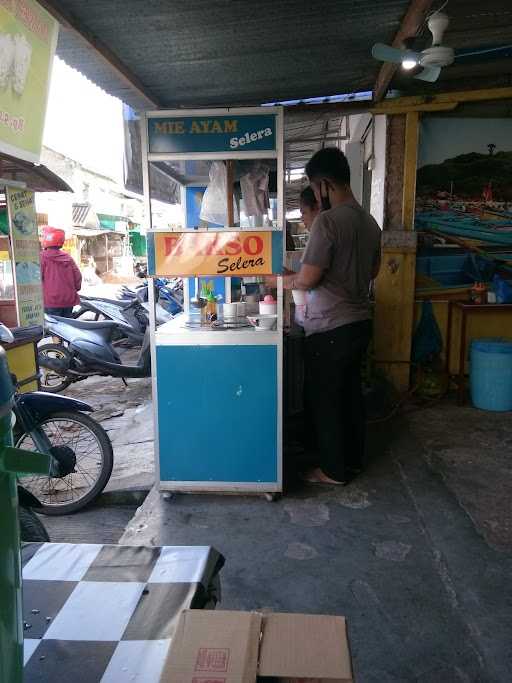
[22,542,224,682]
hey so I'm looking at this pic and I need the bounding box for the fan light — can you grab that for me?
[402,57,418,70]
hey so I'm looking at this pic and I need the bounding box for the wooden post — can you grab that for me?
[374,112,419,392]
[226,160,234,227]
[402,111,419,230]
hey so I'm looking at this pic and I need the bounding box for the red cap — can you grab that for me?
[41,226,65,248]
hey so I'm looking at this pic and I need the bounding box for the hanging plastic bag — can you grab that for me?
[493,274,512,303]
[411,300,443,364]
[200,161,239,226]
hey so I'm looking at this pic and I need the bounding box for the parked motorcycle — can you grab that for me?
[38,315,151,392]
[119,277,183,317]
[119,283,174,326]
[73,294,148,346]
[0,323,114,518]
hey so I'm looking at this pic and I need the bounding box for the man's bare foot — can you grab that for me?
[302,467,347,485]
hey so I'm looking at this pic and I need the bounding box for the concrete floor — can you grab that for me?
[64,370,155,492]
[53,353,512,681]
[42,500,142,544]
[120,410,512,682]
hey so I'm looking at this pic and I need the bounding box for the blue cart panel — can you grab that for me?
[156,344,278,483]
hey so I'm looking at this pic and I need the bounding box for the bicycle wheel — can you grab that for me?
[16,411,114,515]
[38,343,72,393]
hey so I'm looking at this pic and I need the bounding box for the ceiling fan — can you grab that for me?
[372,11,512,83]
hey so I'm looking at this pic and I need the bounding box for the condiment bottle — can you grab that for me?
[206,293,217,322]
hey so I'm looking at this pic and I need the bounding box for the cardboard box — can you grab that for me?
[160,610,353,683]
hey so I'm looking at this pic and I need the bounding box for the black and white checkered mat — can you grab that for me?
[22,542,224,682]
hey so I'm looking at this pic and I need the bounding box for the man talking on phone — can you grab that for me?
[283,147,381,485]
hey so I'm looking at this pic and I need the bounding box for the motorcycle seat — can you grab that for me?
[80,295,134,309]
[45,315,133,335]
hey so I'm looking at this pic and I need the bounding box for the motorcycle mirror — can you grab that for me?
[0,322,15,343]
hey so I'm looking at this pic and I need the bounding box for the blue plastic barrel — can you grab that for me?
[470,339,512,411]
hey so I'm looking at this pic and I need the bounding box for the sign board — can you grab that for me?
[7,187,43,326]
[0,0,59,163]
[148,230,283,277]
[148,114,277,154]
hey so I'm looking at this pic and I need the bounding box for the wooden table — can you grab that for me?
[445,301,512,405]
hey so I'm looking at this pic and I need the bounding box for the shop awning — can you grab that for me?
[72,228,112,237]
[0,152,72,193]
[97,214,127,231]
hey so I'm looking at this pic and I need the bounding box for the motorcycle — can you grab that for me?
[119,283,174,326]
[38,315,151,393]
[0,323,114,519]
[119,277,183,317]
[73,293,148,346]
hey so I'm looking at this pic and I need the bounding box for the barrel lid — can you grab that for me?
[471,338,512,354]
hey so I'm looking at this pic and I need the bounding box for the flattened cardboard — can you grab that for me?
[161,610,261,683]
[160,610,353,683]
[258,613,352,682]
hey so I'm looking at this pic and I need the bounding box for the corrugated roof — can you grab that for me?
[72,202,96,227]
[50,0,409,110]
[46,0,512,110]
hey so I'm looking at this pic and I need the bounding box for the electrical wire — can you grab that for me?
[427,0,449,21]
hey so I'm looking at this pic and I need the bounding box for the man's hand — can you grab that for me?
[265,264,323,290]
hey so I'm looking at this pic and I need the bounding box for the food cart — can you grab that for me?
[142,106,284,495]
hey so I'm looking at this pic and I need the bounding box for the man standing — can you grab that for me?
[283,148,381,484]
[40,226,82,317]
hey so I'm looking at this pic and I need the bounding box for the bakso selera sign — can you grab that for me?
[148,114,277,154]
[147,230,283,277]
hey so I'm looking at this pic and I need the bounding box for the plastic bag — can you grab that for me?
[200,161,239,226]
[493,274,512,303]
[411,300,443,364]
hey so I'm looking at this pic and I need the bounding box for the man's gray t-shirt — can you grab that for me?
[301,199,381,336]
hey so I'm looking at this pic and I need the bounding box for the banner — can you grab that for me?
[123,103,180,203]
[0,0,59,162]
[7,187,43,326]
[148,114,277,154]
[148,230,283,277]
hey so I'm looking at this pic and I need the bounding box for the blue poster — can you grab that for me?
[148,114,276,154]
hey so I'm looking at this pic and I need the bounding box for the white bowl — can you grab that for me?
[247,314,278,331]
[259,302,277,315]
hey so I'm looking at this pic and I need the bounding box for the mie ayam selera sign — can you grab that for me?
[148,114,277,154]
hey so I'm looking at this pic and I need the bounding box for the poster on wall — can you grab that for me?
[7,186,44,326]
[415,117,512,245]
[0,0,59,163]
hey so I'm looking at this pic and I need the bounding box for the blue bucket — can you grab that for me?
[470,339,512,411]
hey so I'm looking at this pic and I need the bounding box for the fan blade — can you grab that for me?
[455,44,512,61]
[372,43,409,64]
[414,65,441,82]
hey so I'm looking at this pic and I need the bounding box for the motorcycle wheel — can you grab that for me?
[19,507,50,542]
[16,411,114,515]
[38,343,72,393]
